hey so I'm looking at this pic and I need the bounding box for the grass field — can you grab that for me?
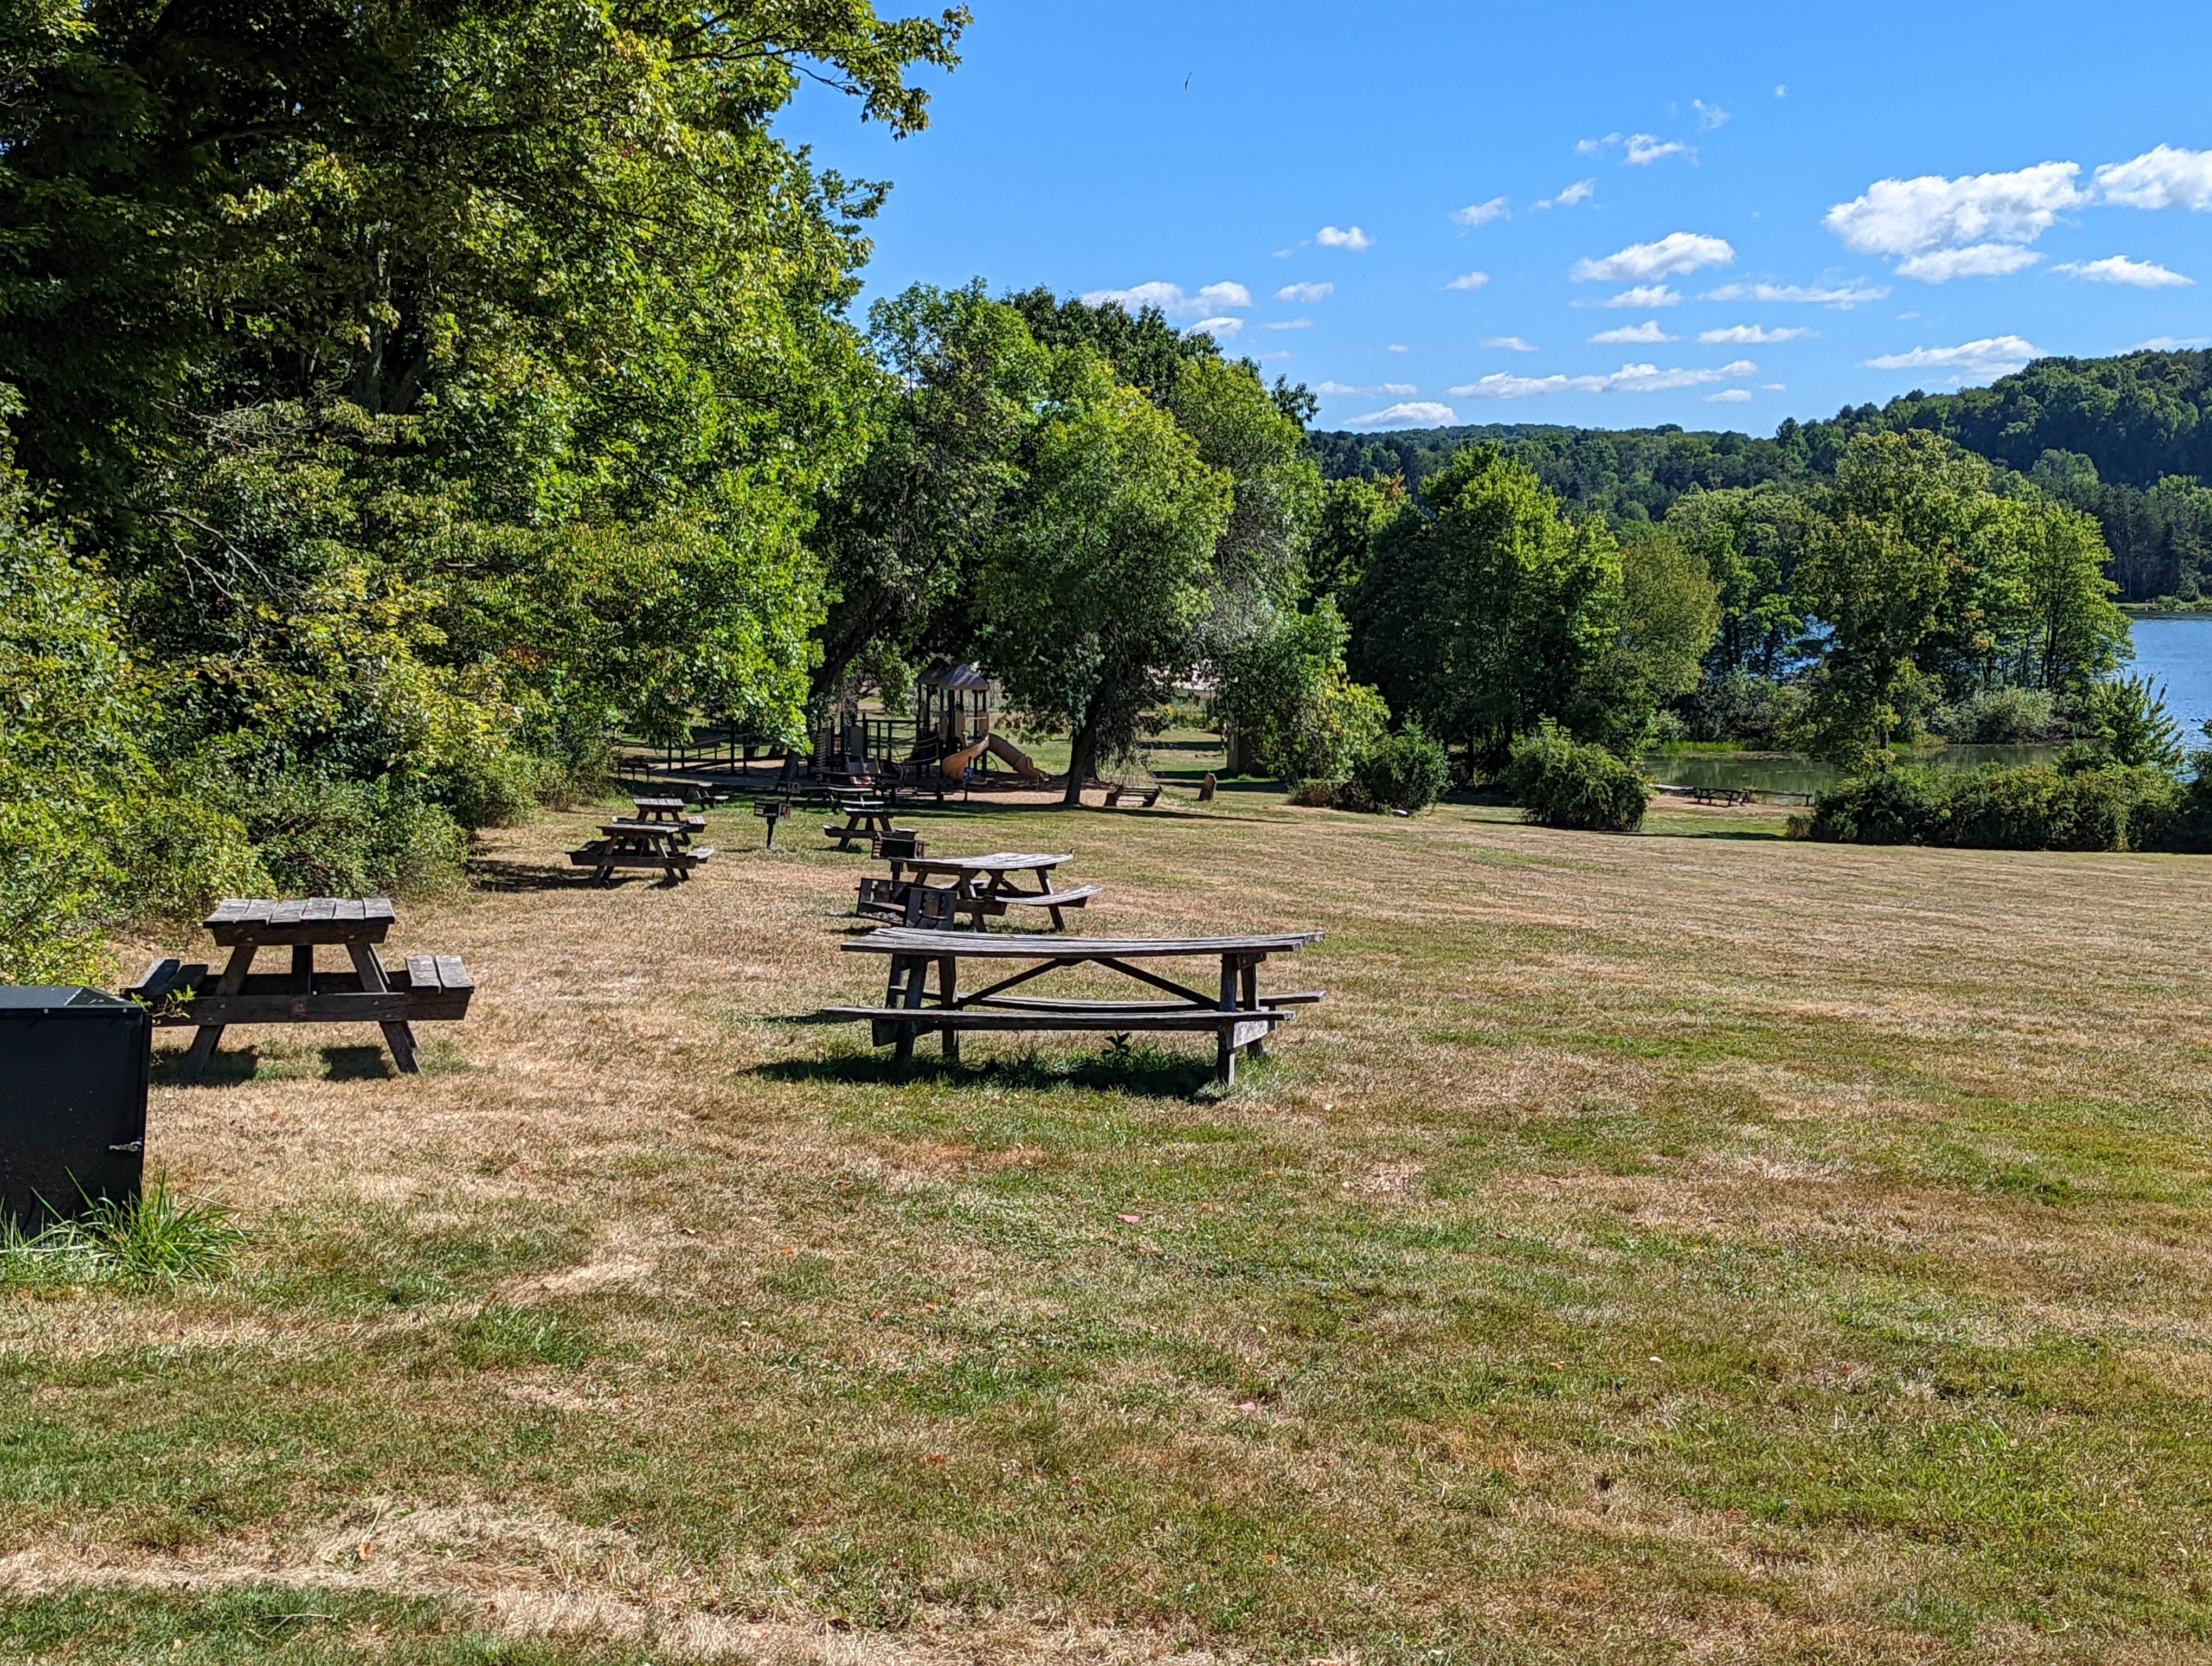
[6,779,2212,1664]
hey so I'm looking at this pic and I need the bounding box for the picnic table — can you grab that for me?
[824,789,915,851]
[125,898,474,1084]
[570,821,716,885]
[861,850,1101,931]
[1685,785,1751,806]
[821,928,1323,1084]
[631,797,708,842]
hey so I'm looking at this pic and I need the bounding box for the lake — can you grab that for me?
[1644,617,2212,794]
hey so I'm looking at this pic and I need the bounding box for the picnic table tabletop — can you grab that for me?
[845,929,1320,958]
[888,851,1072,877]
[205,896,397,945]
[632,796,688,812]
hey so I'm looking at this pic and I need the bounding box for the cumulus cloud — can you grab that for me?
[1481,336,1539,352]
[1275,281,1334,303]
[1706,389,1754,402]
[2134,336,2210,351]
[1451,197,1509,228]
[1261,318,1314,331]
[1445,271,1490,291]
[1699,324,1815,344]
[1895,244,2043,283]
[1186,317,1243,339]
[1449,360,1758,399]
[1703,280,1889,308]
[1824,162,2081,257]
[2056,255,2192,289]
[1077,280,1253,320]
[1694,100,1729,132]
[1589,284,1682,309]
[1536,179,1597,210]
[1255,350,1295,362]
[1316,381,1418,396]
[1315,225,1374,251]
[1864,336,2041,377]
[1571,233,1734,283]
[2094,145,2212,212]
[1625,133,1692,166]
[1387,343,1409,353]
[1344,401,1457,430]
[1575,133,1619,157]
[1590,321,1676,344]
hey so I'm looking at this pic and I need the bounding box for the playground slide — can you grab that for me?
[938,732,1049,781]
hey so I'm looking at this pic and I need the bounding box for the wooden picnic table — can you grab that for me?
[631,797,708,841]
[873,850,1100,931]
[571,822,715,885]
[824,790,914,851]
[126,898,474,1084]
[822,928,1324,1084]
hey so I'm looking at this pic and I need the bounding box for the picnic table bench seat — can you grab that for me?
[1101,783,1163,809]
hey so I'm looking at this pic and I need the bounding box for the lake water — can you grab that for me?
[1644,617,2212,794]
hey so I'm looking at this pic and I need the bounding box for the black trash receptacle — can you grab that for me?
[0,987,150,1231]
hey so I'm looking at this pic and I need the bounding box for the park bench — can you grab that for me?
[821,928,1323,1085]
[569,822,716,884]
[1101,782,1163,809]
[126,898,473,1082]
[1686,785,1751,806]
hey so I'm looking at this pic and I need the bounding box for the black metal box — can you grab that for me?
[0,988,150,1230]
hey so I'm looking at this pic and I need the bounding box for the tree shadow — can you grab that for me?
[754,1037,1249,1102]
[468,857,591,893]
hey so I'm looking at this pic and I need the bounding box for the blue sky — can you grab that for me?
[786,1,2212,435]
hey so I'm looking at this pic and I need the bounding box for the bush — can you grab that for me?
[1685,672,1805,748]
[1931,686,2061,744]
[1338,726,1450,814]
[1504,721,1649,833]
[230,775,467,897]
[1810,761,2172,851]
[1285,778,1336,808]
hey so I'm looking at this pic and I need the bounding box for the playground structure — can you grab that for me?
[909,663,1044,782]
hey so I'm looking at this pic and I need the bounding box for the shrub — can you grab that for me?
[1504,721,1649,833]
[1810,761,2174,851]
[230,775,467,897]
[1806,766,1954,845]
[1285,778,1336,808]
[1339,726,1450,814]
[1931,686,2060,744]
[1685,672,1805,748]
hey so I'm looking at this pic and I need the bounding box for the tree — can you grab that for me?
[1585,527,1720,749]
[1664,484,1814,677]
[1348,447,1621,766]
[1213,600,1386,783]
[1170,354,1321,638]
[2005,495,2130,692]
[1302,474,1413,605]
[976,351,1232,804]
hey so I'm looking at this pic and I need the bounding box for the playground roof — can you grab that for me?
[919,662,996,692]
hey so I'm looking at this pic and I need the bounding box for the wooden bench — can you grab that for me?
[127,898,474,1082]
[1686,785,1751,806]
[1101,783,1163,809]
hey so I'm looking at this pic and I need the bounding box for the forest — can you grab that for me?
[1,0,2205,991]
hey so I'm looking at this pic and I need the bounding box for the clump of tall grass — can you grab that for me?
[0,1177,243,1289]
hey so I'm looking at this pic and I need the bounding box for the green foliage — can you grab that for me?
[1215,600,1387,783]
[2084,675,2186,772]
[1338,725,1451,815]
[228,775,468,899]
[1585,526,1722,752]
[1931,686,2061,744]
[1,1178,242,1289]
[1348,447,1621,765]
[1664,483,1816,677]
[1302,473,1413,603]
[1683,672,1806,748]
[1809,761,2171,851]
[1503,721,1649,833]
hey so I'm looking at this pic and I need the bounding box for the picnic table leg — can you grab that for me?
[179,941,257,1085]
[938,956,960,1061]
[1214,953,1240,1086]
[346,943,420,1075]
[291,944,314,992]
[890,953,930,1065]
[1034,867,1067,932]
[1239,957,1265,1060]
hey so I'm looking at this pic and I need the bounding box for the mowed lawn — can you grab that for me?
[5,787,2212,1665]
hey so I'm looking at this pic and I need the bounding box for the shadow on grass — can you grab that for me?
[756,1036,1248,1101]
[150,1042,398,1086]
[466,856,589,892]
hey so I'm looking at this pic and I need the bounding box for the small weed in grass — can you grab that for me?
[448,1304,594,1369]
[0,1177,242,1290]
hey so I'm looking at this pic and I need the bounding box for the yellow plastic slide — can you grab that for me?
[939,732,1048,781]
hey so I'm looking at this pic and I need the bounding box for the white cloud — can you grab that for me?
[1571,232,1734,283]
[2094,145,2212,212]
[1344,401,1457,430]
[1625,133,1692,166]
[1261,318,1313,331]
[1274,281,1334,303]
[1699,324,1815,344]
[1761,383,1787,391]
[1449,360,1758,399]
[1864,336,2041,377]
[1445,271,1490,291]
[2134,336,2210,351]
[1774,84,1787,98]
[2056,255,2192,289]
[1387,343,1409,353]
[1592,284,1682,309]
[1706,389,1754,403]
[1575,133,1619,157]
[1186,317,1243,339]
[1315,225,1374,251]
[1895,243,2043,283]
[1451,197,1509,228]
[1823,162,2081,257]
[1481,336,1539,352]
[1590,321,1676,344]
[1077,280,1253,320]
[1693,100,1729,132]
[1703,280,1889,308]
[1316,381,1418,396]
[1536,179,1597,210]
[1255,350,1295,362]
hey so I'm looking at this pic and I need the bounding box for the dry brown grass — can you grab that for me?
[5,786,2211,1663]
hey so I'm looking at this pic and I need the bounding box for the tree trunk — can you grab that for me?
[1063,701,1099,808]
